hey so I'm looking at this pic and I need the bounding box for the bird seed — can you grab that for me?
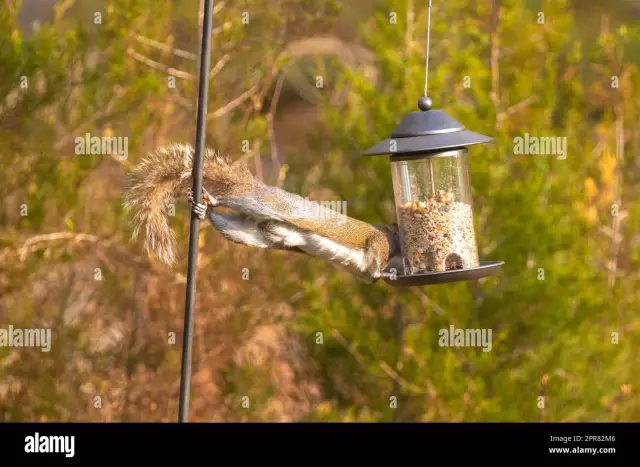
[398,190,479,274]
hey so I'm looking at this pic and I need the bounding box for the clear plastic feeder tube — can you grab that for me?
[390,148,479,275]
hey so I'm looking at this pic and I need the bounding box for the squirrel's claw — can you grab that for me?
[202,187,218,207]
[187,189,208,220]
[187,187,218,206]
[192,202,207,220]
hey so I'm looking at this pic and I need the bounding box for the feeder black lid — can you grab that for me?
[363,97,492,157]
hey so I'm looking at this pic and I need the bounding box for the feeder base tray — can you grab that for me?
[383,261,504,287]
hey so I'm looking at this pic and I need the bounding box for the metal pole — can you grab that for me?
[178,0,215,423]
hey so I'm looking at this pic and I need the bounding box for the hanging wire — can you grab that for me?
[179,0,215,423]
[423,0,436,198]
[424,0,432,97]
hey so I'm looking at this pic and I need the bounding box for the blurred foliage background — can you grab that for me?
[1,0,639,422]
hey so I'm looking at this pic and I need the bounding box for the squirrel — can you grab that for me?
[123,143,402,283]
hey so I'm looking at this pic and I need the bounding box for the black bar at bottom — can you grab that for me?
[2,422,632,464]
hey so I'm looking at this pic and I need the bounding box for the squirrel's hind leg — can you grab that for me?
[206,211,274,248]
[187,188,209,220]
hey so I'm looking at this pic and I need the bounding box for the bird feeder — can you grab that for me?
[363,97,504,287]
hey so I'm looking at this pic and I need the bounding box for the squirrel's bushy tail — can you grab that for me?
[123,143,255,265]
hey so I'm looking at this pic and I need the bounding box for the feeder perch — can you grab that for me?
[363,97,504,287]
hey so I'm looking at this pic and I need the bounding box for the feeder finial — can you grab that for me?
[418,96,432,111]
